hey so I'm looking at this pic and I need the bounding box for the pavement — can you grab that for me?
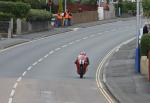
[1,17,149,103]
[104,39,150,103]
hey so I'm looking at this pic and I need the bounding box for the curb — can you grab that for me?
[96,37,135,103]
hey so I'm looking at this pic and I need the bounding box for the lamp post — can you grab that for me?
[64,0,67,12]
[135,0,141,73]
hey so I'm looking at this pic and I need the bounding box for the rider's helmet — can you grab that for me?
[80,51,86,56]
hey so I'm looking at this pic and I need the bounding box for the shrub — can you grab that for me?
[0,12,14,21]
[115,1,136,14]
[22,0,46,9]
[142,0,150,17]
[27,9,51,22]
[0,1,31,18]
[140,34,150,56]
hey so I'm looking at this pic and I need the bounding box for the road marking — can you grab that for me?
[82,37,87,40]
[27,66,32,71]
[32,62,38,66]
[76,39,81,42]
[17,77,22,82]
[69,42,74,45]
[96,37,135,103]
[98,33,102,35]
[22,71,27,76]
[38,58,43,62]
[44,54,49,58]
[10,89,15,97]
[61,45,68,48]
[55,48,61,51]
[73,28,79,31]
[8,98,12,103]
[13,83,18,89]
[49,50,54,54]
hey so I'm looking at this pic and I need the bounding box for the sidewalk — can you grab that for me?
[104,39,150,103]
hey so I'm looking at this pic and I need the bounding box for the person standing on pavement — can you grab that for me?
[56,12,63,27]
[143,24,149,34]
[68,10,73,26]
[64,9,69,26]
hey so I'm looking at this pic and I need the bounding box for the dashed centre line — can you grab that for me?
[55,48,61,51]
[8,32,103,103]
[10,89,15,97]
[13,83,18,89]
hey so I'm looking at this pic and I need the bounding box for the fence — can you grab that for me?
[0,19,13,38]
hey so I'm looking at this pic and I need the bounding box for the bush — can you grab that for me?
[142,0,150,17]
[140,34,150,56]
[0,12,14,21]
[0,1,31,18]
[115,1,136,14]
[22,0,46,9]
[27,9,51,22]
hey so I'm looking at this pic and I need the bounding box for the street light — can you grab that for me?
[64,0,67,12]
[135,0,141,73]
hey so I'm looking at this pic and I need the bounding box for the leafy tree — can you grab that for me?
[142,0,150,17]
[58,0,63,13]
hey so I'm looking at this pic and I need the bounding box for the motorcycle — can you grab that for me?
[75,59,88,78]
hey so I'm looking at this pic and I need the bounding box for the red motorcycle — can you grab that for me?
[75,58,89,78]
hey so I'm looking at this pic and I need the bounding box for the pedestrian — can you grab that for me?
[143,24,149,34]
[64,9,69,26]
[68,10,72,26]
[56,13,63,27]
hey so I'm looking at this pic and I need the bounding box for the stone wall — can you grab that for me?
[72,11,98,24]
[17,20,51,34]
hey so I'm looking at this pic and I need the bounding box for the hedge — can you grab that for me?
[142,0,150,17]
[0,1,31,18]
[140,33,150,56]
[0,12,14,21]
[27,9,51,22]
[115,1,136,14]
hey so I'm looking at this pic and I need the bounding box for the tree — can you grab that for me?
[142,0,150,17]
[58,0,63,13]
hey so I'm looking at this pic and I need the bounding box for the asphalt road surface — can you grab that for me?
[0,20,136,103]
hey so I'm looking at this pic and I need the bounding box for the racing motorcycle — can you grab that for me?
[75,59,88,78]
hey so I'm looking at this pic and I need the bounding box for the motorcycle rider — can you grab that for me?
[75,52,89,75]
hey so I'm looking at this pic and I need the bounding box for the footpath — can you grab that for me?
[1,17,149,103]
[104,39,150,103]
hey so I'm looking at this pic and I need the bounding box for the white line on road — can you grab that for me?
[22,71,27,76]
[10,89,15,97]
[32,62,38,66]
[75,39,81,42]
[55,48,61,51]
[8,98,12,103]
[49,50,54,54]
[27,66,32,71]
[17,77,22,82]
[61,45,68,48]
[69,42,74,45]
[44,54,49,58]
[38,58,43,62]
[13,83,18,89]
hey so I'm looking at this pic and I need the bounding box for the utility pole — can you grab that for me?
[135,0,141,73]
[64,0,67,12]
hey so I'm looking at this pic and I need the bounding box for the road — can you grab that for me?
[0,20,136,103]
